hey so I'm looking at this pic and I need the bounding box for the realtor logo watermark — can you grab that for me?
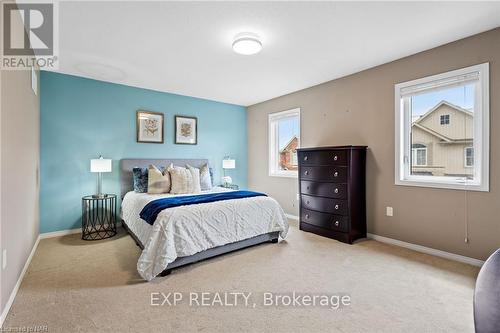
[1,1,59,69]
[151,291,351,310]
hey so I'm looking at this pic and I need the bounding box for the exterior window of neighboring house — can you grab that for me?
[411,144,427,166]
[440,114,450,125]
[395,63,489,191]
[268,108,300,177]
[291,151,298,165]
[465,147,474,167]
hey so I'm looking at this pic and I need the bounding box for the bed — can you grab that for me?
[120,158,289,281]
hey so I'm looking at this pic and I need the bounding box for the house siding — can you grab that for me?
[412,103,474,177]
[279,136,298,171]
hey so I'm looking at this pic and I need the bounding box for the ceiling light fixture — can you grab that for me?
[232,32,262,55]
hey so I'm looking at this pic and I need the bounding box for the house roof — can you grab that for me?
[412,123,453,142]
[411,100,473,143]
[280,135,298,153]
[413,100,473,125]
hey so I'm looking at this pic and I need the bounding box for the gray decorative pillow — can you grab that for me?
[168,165,194,194]
[186,164,202,193]
[147,164,172,194]
[199,163,212,191]
[132,167,148,193]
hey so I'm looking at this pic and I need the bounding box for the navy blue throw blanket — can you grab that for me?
[140,190,267,225]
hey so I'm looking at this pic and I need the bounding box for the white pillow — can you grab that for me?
[199,163,212,191]
[186,164,202,193]
[147,164,171,194]
[168,165,194,194]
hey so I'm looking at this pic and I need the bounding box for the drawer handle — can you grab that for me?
[333,172,338,177]
[334,220,340,227]
[306,201,310,205]
[306,186,310,190]
[334,188,339,194]
[333,155,338,161]
[334,204,339,210]
[304,156,308,161]
[305,214,309,219]
[305,171,309,176]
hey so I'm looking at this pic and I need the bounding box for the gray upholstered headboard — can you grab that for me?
[120,158,208,198]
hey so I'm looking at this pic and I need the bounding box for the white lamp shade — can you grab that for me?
[90,158,112,173]
[222,159,235,169]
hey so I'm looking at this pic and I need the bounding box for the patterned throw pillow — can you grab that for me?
[168,165,194,194]
[199,163,212,191]
[132,167,148,193]
[186,164,202,193]
[147,164,172,194]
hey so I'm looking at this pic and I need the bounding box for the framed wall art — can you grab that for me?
[175,115,197,145]
[136,110,164,143]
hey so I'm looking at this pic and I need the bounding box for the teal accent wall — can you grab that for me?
[40,71,247,233]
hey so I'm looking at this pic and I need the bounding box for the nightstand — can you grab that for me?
[81,194,117,240]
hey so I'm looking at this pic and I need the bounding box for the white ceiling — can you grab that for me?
[51,1,500,106]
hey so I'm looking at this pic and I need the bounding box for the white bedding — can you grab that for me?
[121,188,289,281]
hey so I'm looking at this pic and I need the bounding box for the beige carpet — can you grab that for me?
[3,222,479,333]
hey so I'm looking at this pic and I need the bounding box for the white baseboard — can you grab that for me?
[367,233,484,267]
[284,214,299,226]
[0,236,40,328]
[39,228,80,239]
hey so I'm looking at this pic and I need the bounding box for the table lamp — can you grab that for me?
[90,156,112,198]
[222,157,235,186]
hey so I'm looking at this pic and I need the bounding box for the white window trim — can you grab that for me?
[440,114,450,125]
[395,63,489,192]
[268,108,301,178]
[464,147,474,168]
[411,147,427,167]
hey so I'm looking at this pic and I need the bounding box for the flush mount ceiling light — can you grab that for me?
[232,32,262,55]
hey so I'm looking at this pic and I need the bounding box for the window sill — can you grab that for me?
[269,172,298,179]
[395,179,488,192]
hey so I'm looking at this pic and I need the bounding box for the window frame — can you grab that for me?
[411,145,427,167]
[268,108,301,178]
[394,63,489,192]
[440,114,450,125]
[464,147,474,168]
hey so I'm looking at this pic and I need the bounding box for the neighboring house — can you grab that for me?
[280,135,298,171]
[411,101,474,178]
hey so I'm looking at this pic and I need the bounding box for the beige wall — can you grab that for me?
[0,9,40,318]
[247,28,500,260]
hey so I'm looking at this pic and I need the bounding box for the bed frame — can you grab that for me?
[119,158,279,277]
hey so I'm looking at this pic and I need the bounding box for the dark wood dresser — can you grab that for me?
[297,146,367,244]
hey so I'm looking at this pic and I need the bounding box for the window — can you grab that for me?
[411,144,427,166]
[440,114,450,125]
[395,63,489,191]
[269,108,300,177]
[465,147,474,167]
[291,151,298,166]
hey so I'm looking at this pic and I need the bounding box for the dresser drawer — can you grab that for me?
[301,209,348,232]
[298,150,347,166]
[300,166,347,182]
[301,194,348,215]
[301,181,347,199]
